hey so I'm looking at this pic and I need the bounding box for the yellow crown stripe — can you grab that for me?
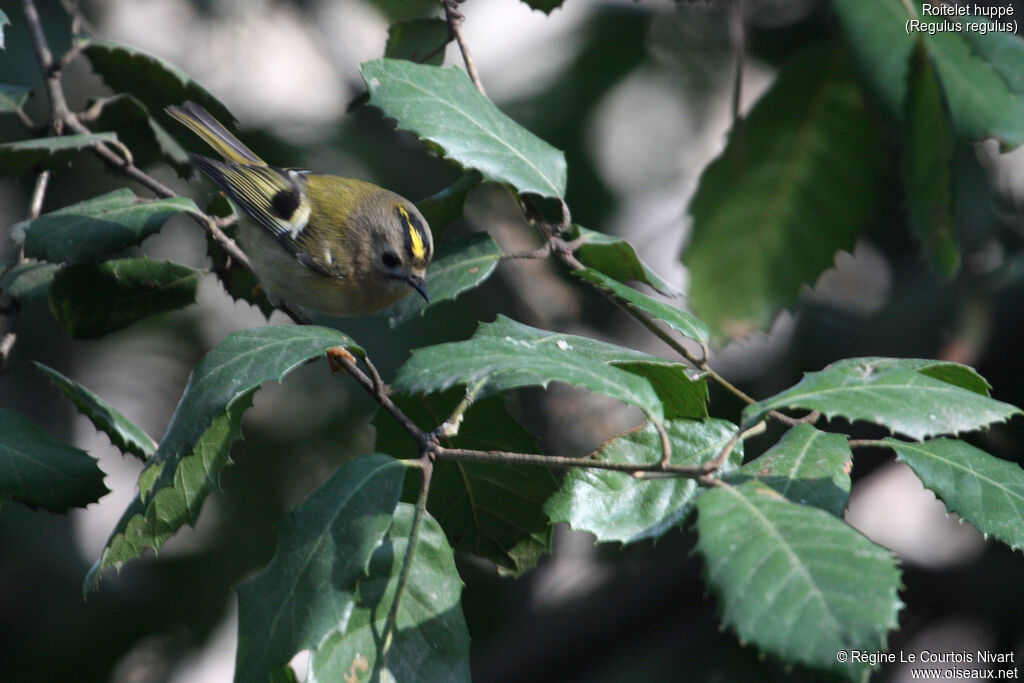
[398,205,427,259]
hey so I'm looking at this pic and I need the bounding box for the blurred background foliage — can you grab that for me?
[1,0,1023,680]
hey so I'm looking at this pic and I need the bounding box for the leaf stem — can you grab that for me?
[21,0,71,132]
[703,420,765,473]
[443,0,486,96]
[436,377,487,438]
[434,445,707,478]
[379,452,433,678]
[653,417,673,467]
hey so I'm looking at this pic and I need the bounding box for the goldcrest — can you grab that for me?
[166,101,433,316]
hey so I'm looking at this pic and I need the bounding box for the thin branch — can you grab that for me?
[703,420,766,473]
[0,168,47,372]
[0,330,17,371]
[77,95,120,123]
[434,445,707,478]
[21,0,71,132]
[769,409,821,427]
[58,0,95,35]
[185,210,255,274]
[443,0,486,96]
[436,377,486,439]
[379,454,432,675]
[28,169,50,222]
[500,243,553,260]
[336,353,430,446]
[704,363,757,404]
[21,0,258,293]
[517,196,760,409]
[12,104,41,132]
[848,439,886,449]
[653,418,673,467]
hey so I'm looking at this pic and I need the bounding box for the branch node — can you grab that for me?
[327,346,358,374]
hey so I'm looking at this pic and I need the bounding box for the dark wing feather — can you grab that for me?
[189,154,330,276]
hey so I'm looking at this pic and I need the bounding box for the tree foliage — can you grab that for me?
[2,1,1023,681]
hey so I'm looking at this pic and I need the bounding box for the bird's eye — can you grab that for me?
[381,251,401,268]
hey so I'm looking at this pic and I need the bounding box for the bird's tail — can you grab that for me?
[166,101,264,165]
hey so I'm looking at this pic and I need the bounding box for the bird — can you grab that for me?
[166,101,433,316]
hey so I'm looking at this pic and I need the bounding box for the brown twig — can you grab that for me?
[703,420,766,473]
[847,439,886,449]
[769,409,821,427]
[11,104,41,132]
[443,0,486,96]
[337,353,431,447]
[434,445,707,478]
[22,0,71,132]
[436,377,486,439]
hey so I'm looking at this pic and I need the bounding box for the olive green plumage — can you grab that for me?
[166,101,433,316]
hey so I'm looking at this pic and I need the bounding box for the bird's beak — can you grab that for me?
[406,274,429,303]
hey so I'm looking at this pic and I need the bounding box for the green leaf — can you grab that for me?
[86,325,360,589]
[728,424,852,517]
[308,504,470,683]
[375,391,556,575]
[85,396,250,594]
[695,481,901,679]
[268,667,299,683]
[546,419,741,544]
[0,84,30,113]
[236,454,407,683]
[90,94,192,174]
[884,358,992,395]
[0,260,59,299]
[362,58,567,198]
[385,18,450,66]
[0,408,108,512]
[742,357,1021,441]
[958,15,1024,96]
[396,315,706,423]
[414,172,480,238]
[832,0,1024,148]
[903,40,959,277]
[380,232,502,324]
[885,437,1024,552]
[79,38,234,129]
[567,224,678,296]
[155,325,360,465]
[574,267,708,344]
[617,361,708,419]
[50,258,201,339]
[33,362,157,460]
[684,43,882,338]
[20,189,197,263]
[0,133,119,175]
